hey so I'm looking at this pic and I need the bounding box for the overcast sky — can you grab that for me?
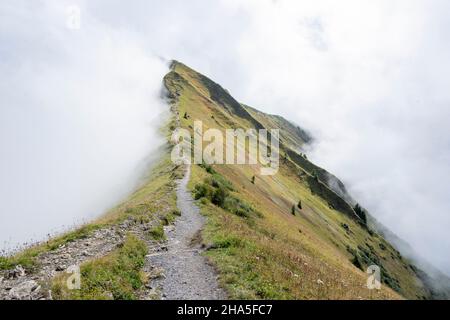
[1,0,449,275]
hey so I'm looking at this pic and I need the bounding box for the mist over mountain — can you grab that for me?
[0,2,168,251]
[1,0,449,280]
[89,0,450,275]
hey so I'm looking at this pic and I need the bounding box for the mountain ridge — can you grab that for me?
[1,60,449,300]
[164,60,450,299]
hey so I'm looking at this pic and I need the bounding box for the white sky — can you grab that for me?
[1,0,449,275]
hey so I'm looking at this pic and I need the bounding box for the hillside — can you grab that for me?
[163,60,443,299]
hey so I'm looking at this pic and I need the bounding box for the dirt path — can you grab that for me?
[147,165,226,300]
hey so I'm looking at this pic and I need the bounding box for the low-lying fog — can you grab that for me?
[0,2,168,252]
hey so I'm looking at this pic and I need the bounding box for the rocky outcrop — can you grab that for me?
[0,217,165,300]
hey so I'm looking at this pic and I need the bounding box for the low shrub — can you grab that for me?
[194,172,258,219]
[194,183,213,200]
[148,225,165,241]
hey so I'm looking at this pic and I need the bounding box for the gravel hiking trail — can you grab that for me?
[148,165,226,300]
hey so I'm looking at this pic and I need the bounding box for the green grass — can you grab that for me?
[147,224,166,241]
[197,179,396,299]
[0,250,40,271]
[194,170,258,219]
[51,234,148,300]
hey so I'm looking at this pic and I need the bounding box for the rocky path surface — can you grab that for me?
[147,165,226,300]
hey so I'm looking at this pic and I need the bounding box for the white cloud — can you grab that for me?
[0,1,168,251]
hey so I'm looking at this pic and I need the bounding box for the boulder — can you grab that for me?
[8,280,40,300]
[5,265,26,279]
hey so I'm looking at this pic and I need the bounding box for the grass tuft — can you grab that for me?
[148,225,166,241]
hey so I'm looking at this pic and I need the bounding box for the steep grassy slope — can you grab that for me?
[244,104,312,149]
[164,61,432,299]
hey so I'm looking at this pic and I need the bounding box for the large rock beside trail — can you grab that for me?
[5,265,26,279]
[8,280,40,300]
